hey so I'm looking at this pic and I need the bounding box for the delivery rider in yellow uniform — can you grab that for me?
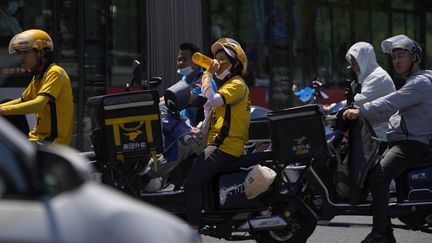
[184,38,251,229]
[0,29,74,145]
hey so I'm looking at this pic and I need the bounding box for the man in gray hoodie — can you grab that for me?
[344,35,432,243]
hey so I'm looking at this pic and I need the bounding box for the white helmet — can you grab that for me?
[381,35,422,63]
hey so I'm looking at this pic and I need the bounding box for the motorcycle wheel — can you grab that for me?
[256,209,316,243]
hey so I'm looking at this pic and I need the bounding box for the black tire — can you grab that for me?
[398,211,432,229]
[256,209,317,243]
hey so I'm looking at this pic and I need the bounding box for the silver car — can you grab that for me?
[0,117,200,243]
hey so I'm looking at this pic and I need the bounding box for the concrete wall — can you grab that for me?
[145,0,203,92]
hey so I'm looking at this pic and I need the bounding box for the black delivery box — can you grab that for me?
[87,90,163,162]
[267,104,328,163]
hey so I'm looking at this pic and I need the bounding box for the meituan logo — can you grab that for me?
[124,130,143,142]
[293,136,306,144]
[292,136,310,155]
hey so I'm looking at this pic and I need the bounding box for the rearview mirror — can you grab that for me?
[131,60,143,87]
[143,76,162,90]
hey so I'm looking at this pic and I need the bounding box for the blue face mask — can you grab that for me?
[5,2,18,15]
[177,66,194,77]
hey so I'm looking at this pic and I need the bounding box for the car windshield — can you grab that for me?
[0,141,27,198]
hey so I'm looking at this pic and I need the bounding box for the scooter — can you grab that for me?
[86,61,318,242]
[281,79,432,240]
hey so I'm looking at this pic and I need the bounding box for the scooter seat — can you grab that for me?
[221,151,273,171]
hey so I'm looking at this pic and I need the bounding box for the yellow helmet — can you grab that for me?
[8,29,54,54]
[211,38,248,75]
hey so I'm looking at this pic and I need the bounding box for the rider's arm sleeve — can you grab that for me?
[38,69,64,99]
[202,71,215,98]
[360,77,429,122]
[354,74,395,107]
[1,95,49,115]
[353,79,377,106]
[0,98,22,107]
[203,93,224,110]
[202,71,224,109]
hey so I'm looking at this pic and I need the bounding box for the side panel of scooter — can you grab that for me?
[216,171,265,209]
[397,165,432,201]
[409,166,432,189]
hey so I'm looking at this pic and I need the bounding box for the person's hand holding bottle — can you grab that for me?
[207,59,220,75]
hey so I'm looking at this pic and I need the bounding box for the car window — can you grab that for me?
[38,150,82,196]
[0,141,28,198]
[0,175,5,196]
